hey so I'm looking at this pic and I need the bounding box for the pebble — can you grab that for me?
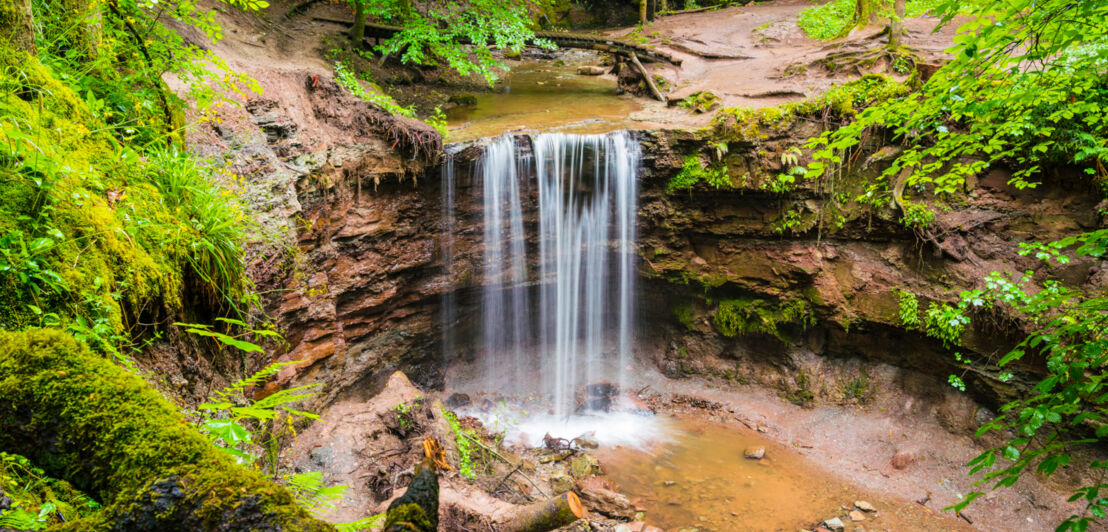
[854,500,876,512]
[849,510,866,521]
[823,517,845,531]
[744,447,766,460]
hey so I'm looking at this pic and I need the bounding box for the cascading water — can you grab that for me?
[443,131,653,443]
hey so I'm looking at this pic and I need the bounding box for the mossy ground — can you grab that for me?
[0,328,331,531]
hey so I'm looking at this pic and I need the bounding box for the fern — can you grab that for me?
[284,472,348,513]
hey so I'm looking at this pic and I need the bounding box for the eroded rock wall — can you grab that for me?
[634,126,1104,409]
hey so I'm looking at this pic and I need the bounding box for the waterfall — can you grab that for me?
[452,131,640,418]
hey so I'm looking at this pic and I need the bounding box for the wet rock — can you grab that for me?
[549,471,574,494]
[577,66,607,76]
[743,447,765,460]
[570,453,600,478]
[854,500,876,512]
[848,510,865,521]
[445,393,471,408]
[573,434,600,449]
[823,517,845,531]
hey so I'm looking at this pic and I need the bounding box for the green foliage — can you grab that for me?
[442,408,479,480]
[672,301,696,330]
[712,298,810,340]
[785,369,815,407]
[334,60,416,118]
[0,452,101,530]
[393,396,423,430]
[678,91,719,114]
[894,288,920,328]
[942,229,1108,531]
[284,472,348,514]
[841,370,873,404]
[798,0,949,40]
[354,0,553,85]
[805,0,1108,228]
[666,154,730,193]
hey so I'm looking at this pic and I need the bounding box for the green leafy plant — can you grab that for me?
[0,453,100,530]
[666,154,731,193]
[334,60,417,118]
[443,408,480,480]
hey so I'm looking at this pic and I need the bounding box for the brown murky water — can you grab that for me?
[599,418,973,532]
[445,54,641,141]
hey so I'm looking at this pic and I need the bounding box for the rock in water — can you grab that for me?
[574,433,600,449]
[744,447,766,460]
[848,510,866,521]
[823,517,845,531]
[577,65,607,76]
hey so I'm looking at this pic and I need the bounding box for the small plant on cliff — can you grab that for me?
[713,298,810,340]
[666,154,731,193]
[334,61,416,118]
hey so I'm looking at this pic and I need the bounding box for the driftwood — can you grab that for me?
[501,492,586,532]
[630,51,666,102]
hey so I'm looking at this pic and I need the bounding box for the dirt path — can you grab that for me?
[607,0,964,128]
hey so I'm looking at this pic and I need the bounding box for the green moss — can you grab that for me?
[678,91,719,113]
[383,502,435,532]
[672,300,696,330]
[0,329,331,531]
[0,49,247,346]
[666,154,731,193]
[711,75,908,142]
[712,298,811,340]
[784,369,815,407]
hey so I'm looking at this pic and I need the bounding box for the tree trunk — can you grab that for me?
[502,492,586,532]
[639,0,647,26]
[350,0,365,42]
[887,0,906,49]
[0,0,37,55]
[0,329,333,532]
[384,458,439,532]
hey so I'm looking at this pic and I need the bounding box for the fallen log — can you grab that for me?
[630,51,666,102]
[501,492,586,532]
[0,329,332,531]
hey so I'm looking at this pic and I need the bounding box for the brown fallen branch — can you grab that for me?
[630,51,667,102]
[501,492,586,532]
[462,433,550,499]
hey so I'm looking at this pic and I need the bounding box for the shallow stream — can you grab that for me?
[444,53,641,141]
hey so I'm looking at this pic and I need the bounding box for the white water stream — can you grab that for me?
[443,131,654,445]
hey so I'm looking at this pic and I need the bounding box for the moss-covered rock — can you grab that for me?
[0,328,332,531]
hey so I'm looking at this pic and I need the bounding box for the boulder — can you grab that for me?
[549,471,575,494]
[577,65,607,76]
[570,454,600,478]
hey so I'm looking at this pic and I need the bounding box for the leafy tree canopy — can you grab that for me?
[349,0,553,84]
